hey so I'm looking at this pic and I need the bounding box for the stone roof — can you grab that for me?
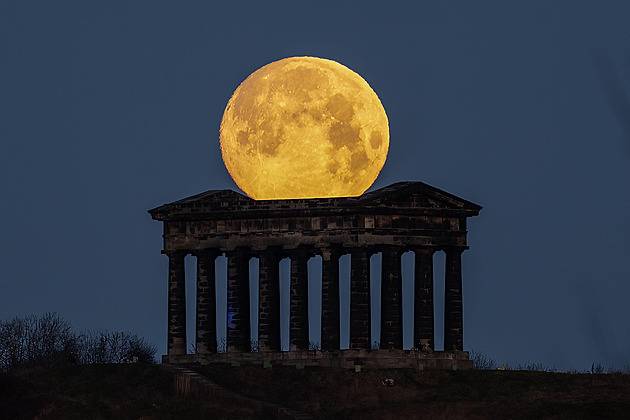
[148,181,482,221]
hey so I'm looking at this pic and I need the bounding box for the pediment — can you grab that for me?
[358,182,482,211]
[148,189,253,219]
[149,181,482,220]
[170,189,252,206]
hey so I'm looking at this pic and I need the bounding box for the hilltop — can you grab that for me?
[2,363,630,419]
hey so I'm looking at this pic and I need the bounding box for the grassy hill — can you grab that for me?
[0,364,255,419]
[2,363,630,419]
[198,364,630,419]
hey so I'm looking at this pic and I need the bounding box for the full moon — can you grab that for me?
[219,56,389,200]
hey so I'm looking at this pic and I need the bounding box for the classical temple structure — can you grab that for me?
[149,181,481,369]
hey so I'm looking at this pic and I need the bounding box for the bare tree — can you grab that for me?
[0,313,156,371]
[0,313,76,371]
[470,349,497,370]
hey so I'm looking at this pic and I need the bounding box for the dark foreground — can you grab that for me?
[0,364,252,419]
[2,364,630,419]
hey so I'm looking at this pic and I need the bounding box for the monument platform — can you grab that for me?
[163,349,472,370]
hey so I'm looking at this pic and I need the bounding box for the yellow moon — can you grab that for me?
[219,56,389,200]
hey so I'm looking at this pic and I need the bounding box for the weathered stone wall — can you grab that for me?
[162,213,468,253]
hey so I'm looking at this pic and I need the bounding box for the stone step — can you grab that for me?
[165,364,314,419]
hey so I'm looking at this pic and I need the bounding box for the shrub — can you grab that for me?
[470,349,497,370]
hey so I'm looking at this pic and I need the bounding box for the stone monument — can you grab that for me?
[149,180,481,369]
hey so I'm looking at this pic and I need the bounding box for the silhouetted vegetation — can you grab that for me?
[470,349,497,370]
[470,349,630,375]
[195,364,630,419]
[0,313,156,372]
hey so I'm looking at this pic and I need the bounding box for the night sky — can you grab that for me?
[2,1,629,371]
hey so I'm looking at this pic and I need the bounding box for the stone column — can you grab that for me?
[290,248,309,351]
[414,248,435,351]
[444,248,464,351]
[258,249,281,352]
[321,247,341,350]
[227,249,251,353]
[380,246,402,349]
[195,250,217,354]
[167,251,187,355]
[350,248,371,349]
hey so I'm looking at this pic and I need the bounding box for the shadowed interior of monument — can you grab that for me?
[149,181,481,369]
[182,251,450,353]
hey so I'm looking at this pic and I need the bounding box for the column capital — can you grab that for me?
[349,246,370,257]
[290,245,317,259]
[443,246,467,254]
[226,246,251,257]
[320,245,343,261]
[289,246,310,256]
[380,244,404,258]
[260,246,282,257]
[192,248,219,258]
[413,247,437,256]
[165,249,188,258]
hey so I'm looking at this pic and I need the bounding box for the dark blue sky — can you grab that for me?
[2,1,629,371]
